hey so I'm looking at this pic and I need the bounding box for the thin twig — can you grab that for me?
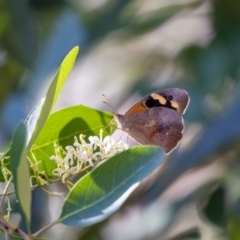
[0,226,9,240]
[3,226,9,240]
[0,190,15,197]
[0,217,32,240]
[32,220,58,238]
[15,227,32,240]
[65,180,74,186]
[0,176,12,210]
[0,193,32,240]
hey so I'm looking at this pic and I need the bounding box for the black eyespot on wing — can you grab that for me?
[144,95,177,111]
[145,98,160,108]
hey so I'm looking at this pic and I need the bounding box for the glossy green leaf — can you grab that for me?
[0,47,79,183]
[31,105,113,176]
[9,122,31,232]
[25,98,45,145]
[27,46,79,150]
[59,146,165,227]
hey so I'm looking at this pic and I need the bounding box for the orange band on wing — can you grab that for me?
[125,103,147,115]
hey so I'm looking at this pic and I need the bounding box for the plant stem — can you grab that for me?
[32,220,58,238]
[0,176,12,210]
[0,217,32,240]
[3,226,9,240]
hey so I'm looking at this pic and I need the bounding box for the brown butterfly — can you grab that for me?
[114,88,189,153]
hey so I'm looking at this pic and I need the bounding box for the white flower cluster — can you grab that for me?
[50,130,129,183]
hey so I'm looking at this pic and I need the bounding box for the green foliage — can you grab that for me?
[30,105,113,177]
[0,47,89,238]
[2,0,240,239]
[9,122,31,232]
[59,146,165,227]
[0,47,166,239]
[26,46,79,150]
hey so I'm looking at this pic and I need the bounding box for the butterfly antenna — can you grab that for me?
[102,94,118,114]
[102,118,117,131]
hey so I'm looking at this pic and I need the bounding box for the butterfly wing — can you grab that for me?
[116,107,184,153]
[125,88,189,116]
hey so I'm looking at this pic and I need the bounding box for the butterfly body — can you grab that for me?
[114,88,189,153]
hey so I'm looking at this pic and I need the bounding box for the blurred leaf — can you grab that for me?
[59,146,165,227]
[143,96,240,203]
[30,105,113,177]
[167,227,201,240]
[87,1,129,40]
[27,46,79,150]
[0,59,23,108]
[26,9,84,100]
[9,122,31,232]
[196,43,230,91]
[228,217,240,240]
[203,184,225,228]
[1,0,37,68]
[213,0,240,37]
[10,234,46,240]
[121,1,202,36]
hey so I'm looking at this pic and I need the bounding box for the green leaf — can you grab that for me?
[25,98,45,144]
[31,105,113,177]
[27,46,79,150]
[58,146,165,227]
[0,47,79,183]
[9,122,31,232]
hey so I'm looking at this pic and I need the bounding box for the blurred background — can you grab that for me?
[1,0,240,239]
